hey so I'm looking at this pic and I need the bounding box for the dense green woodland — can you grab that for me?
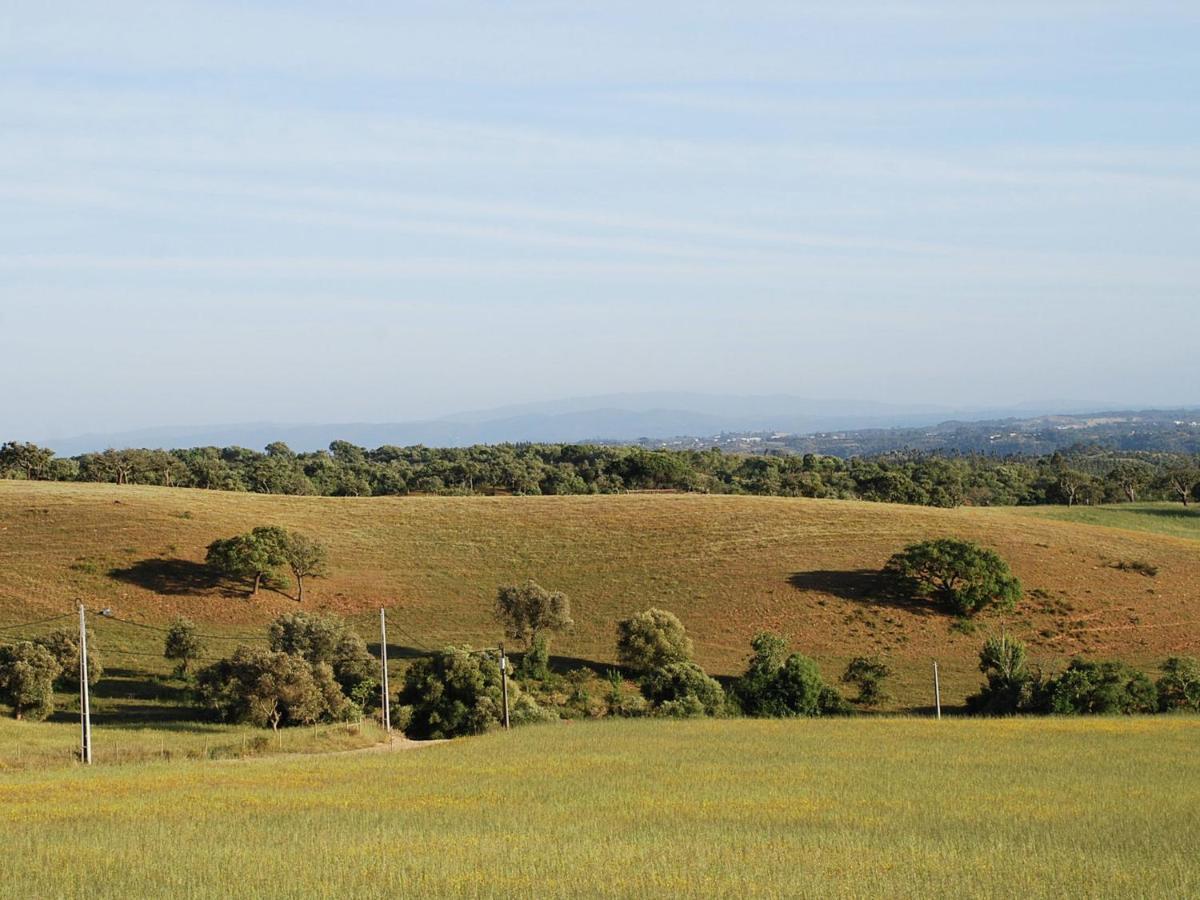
[2,440,1198,508]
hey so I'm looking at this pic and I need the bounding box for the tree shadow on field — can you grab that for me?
[1123,506,1200,521]
[787,569,938,616]
[108,558,241,597]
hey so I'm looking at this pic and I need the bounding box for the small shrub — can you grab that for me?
[1156,657,1200,712]
[966,634,1039,715]
[164,618,205,676]
[517,635,551,680]
[640,662,725,718]
[841,656,892,707]
[1112,559,1158,577]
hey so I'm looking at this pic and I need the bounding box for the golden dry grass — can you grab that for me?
[2,481,1197,708]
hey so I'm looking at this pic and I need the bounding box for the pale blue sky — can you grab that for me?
[2,2,1198,438]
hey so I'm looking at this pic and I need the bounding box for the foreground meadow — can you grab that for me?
[3,717,1197,898]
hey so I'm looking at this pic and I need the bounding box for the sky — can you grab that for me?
[2,1,1198,439]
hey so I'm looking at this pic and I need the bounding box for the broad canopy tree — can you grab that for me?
[206,526,328,601]
[884,538,1022,616]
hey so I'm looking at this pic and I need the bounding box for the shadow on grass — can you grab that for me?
[788,569,939,616]
[107,558,263,598]
[1120,506,1200,521]
[108,558,223,595]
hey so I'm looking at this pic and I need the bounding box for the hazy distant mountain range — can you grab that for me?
[36,393,1192,456]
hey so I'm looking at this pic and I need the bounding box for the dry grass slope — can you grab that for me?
[1,482,1197,708]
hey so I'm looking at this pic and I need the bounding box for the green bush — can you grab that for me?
[1157,657,1200,712]
[0,641,61,721]
[966,634,1039,715]
[640,662,725,718]
[164,617,205,676]
[616,608,694,673]
[268,611,377,704]
[517,634,551,680]
[884,538,1022,616]
[398,645,545,739]
[1041,659,1158,715]
[33,629,102,689]
[841,656,892,707]
[735,632,847,717]
[196,646,351,729]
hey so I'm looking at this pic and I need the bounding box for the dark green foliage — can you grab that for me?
[206,526,328,601]
[11,435,1200,509]
[517,634,551,680]
[0,641,61,720]
[398,645,546,739]
[735,632,848,717]
[164,617,205,675]
[33,629,102,689]
[966,635,1039,715]
[267,612,376,702]
[1041,659,1159,715]
[494,580,573,650]
[615,608,694,673]
[196,646,351,729]
[841,656,892,707]
[205,526,289,594]
[639,662,725,718]
[1156,657,1200,711]
[0,441,56,480]
[884,538,1022,616]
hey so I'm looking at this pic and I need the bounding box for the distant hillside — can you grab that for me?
[643,408,1200,457]
[39,392,1056,455]
[2,482,1196,709]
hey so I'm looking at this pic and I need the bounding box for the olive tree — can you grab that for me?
[267,612,375,704]
[34,629,102,689]
[494,580,573,650]
[0,642,61,720]
[615,608,694,673]
[196,646,351,731]
[884,538,1021,616]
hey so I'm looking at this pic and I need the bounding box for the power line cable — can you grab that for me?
[0,613,75,632]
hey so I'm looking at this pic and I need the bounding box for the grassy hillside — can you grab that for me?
[3,717,1198,898]
[2,482,1197,709]
[1020,501,1200,541]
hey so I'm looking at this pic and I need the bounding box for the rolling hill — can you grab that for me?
[1,481,1196,708]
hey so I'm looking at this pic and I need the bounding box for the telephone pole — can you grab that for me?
[932,660,942,721]
[499,643,510,730]
[79,604,92,764]
[379,608,391,735]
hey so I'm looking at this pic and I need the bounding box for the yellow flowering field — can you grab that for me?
[3,716,1198,898]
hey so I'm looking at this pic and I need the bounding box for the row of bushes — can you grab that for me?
[968,634,1200,715]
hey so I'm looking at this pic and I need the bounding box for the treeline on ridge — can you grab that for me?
[2,439,1199,508]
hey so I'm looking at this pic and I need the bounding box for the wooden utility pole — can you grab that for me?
[79,604,92,764]
[379,608,391,735]
[499,643,510,730]
[932,660,942,721]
